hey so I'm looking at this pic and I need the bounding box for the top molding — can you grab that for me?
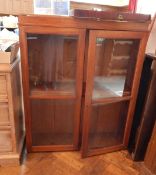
[18,14,153,32]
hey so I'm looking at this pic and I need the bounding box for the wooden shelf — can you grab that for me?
[88,133,123,149]
[30,81,76,99]
[92,96,131,104]
[32,133,73,146]
[30,91,75,99]
[92,76,131,103]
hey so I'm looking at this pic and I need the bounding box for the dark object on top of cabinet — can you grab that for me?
[70,9,151,22]
[19,15,152,158]
[128,54,156,161]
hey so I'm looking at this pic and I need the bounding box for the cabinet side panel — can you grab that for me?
[11,62,24,153]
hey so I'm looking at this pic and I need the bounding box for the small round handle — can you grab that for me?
[118,14,124,21]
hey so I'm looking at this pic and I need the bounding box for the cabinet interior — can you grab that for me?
[88,100,129,149]
[93,38,139,101]
[27,34,78,98]
[26,33,140,150]
[31,99,75,146]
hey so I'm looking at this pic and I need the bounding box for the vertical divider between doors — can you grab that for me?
[73,29,86,149]
[123,33,149,146]
[81,31,97,157]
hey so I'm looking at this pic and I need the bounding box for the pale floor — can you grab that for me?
[0,150,154,175]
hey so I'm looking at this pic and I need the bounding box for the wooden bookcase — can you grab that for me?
[19,14,152,157]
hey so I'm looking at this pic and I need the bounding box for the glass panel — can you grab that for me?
[93,38,140,100]
[88,101,129,149]
[31,99,75,146]
[27,34,78,96]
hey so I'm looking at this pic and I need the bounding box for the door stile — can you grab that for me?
[19,26,32,152]
[81,31,97,157]
[73,29,86,149]
[123,33,149,146]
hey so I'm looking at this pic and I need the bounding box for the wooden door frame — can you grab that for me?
[81,30,148,157]
[19,26,86,152]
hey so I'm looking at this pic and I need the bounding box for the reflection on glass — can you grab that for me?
[31,99,75,146]
[93,38,139,99]
[27,34,78,96]
[88,101,129,149]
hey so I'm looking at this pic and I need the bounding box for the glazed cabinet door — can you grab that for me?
[82,30,147,157]
[20,27,85,152]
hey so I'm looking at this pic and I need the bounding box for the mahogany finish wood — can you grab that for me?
[19,15,152,157]
[81,30,149,157]
[19,23,86,152]
[18,15,153,32]
[71,9,151,22]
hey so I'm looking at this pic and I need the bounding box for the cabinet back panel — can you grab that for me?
[27,34,78,96]
[93,38,140,99]
[88,101,129,149]
[31,99,75,146]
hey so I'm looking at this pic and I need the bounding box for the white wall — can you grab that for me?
[146,20,156,54]
[137,0,156,54]
[137,0,156,17]
[71,0,129,6]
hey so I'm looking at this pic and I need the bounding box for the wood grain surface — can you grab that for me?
[0,150,154,175]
